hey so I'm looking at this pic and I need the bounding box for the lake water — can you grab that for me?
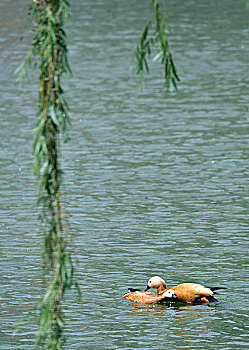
[1,0,249,349]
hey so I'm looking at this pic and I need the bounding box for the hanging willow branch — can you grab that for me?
[15,0,80,349]
[131,0,180,90]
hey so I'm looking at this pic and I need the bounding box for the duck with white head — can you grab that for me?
[124,275,226,305]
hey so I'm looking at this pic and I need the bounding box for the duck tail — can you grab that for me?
[208,286,227,295]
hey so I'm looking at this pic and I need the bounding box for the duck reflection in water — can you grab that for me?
[128,302,216,349]
[128,301,216,319]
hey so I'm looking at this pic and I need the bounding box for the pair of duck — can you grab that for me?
[124,276,226,305]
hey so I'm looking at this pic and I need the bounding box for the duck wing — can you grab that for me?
[171,283,216,303]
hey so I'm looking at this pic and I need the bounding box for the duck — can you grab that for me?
[123,276,226,305]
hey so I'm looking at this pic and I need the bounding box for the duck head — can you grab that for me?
[144,276,167,294]
[162,289,178,300]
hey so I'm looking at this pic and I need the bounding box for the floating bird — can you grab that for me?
[123,275,226,304]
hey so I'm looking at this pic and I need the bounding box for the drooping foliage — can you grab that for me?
[15,0,80,349]
[132,0,180,90]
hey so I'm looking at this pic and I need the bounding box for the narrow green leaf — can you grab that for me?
[50,106,59,126]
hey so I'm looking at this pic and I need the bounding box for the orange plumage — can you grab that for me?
[123,276,226,305]
[124,290,168,305]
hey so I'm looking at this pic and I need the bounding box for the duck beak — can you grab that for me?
[144,285,151,292]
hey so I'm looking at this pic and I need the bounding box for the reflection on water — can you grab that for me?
[174,306,215,348]
[127,302,217,349]
[128,301,215,321]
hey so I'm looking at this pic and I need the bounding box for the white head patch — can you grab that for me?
[163,289,177,299]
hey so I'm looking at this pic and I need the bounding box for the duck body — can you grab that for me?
[167,283,219,303]
[123,290,168,305]
[124,276,225,305]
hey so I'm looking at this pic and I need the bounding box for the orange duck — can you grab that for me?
[123,276,226,305]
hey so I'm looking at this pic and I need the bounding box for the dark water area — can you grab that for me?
[1,0,249,349]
